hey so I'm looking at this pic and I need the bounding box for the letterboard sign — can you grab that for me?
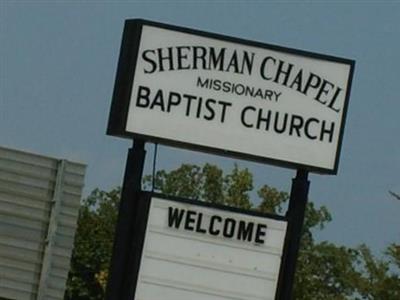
[107,19,355,174]
[133,195,287,300]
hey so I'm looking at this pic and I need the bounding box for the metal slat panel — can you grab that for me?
[0,147,57,170]
[0,255,42,274]
[60,193,81,209]
[47,275,68,291]
[53,235,74,249]
[50,267,69,281]
[0,146,86,300]
[51,265,68,280]
[0,286,35,300]
[46,287,64,299]
[0,157,57,182]
[0,277,38,296]
[64,162,86,176]
[0,170,55,191]
[0,222,47,244]
[0,243,44,265]
[0,191,50,211]
[0,179,53,202]
[56,225,76,238]
[52,246,72,260]
[57,212,78,229]
[62,184,84,197]
[59,207,79,219]
[51,259,72,271]
[0,214,48,232]
[0,265,39,286]
[0,236,44,254]
[0,200,50,223]
[63,172,85,188]
[37,160,85,300]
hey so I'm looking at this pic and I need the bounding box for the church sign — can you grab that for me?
[105,19,356,300]
[108,19,354,174]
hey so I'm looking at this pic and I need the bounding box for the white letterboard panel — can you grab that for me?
[134,196,287,300]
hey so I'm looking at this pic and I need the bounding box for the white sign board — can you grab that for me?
[134,196,287,300]
[108,20,354,174]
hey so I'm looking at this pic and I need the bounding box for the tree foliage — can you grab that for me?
[66,163,400,299]
[64,188,120,299]
[355,244,400,299]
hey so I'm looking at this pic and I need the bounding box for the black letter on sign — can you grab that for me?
[209,215,222,236]
[168,207,185,229]
[241,106,256,128]
[195,213,207,234]
[185,210,197,231]
[136,86,151,108]
[237,221,254,242]
[255,224,267,244]
[260,56,276,80]
[223,218,236,238]
[142,50,157,74]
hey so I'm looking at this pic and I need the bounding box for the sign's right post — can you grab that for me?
[276,169,310,300]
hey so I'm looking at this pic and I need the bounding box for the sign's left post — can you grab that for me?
[105,139,146,300]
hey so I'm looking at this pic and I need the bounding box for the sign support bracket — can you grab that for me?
[105,139,146,300]
[276,169,310,300]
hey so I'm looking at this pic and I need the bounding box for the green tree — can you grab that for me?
[143,163,253,208]
[355,245,400,299]
[223,164,253,209]
[202,163,224,204]
[257,184,289,214]
[65,188,120,300]
[387,243,400,269]
[294,242,361,299]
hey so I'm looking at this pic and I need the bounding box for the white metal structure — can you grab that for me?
[0,146,86,300]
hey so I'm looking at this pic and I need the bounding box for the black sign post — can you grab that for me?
[105,139,146,300]
[276,169,310,300]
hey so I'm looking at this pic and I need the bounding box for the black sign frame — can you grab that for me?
[120,191,289,299]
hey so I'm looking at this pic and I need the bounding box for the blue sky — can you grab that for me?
[1,1,399,253]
